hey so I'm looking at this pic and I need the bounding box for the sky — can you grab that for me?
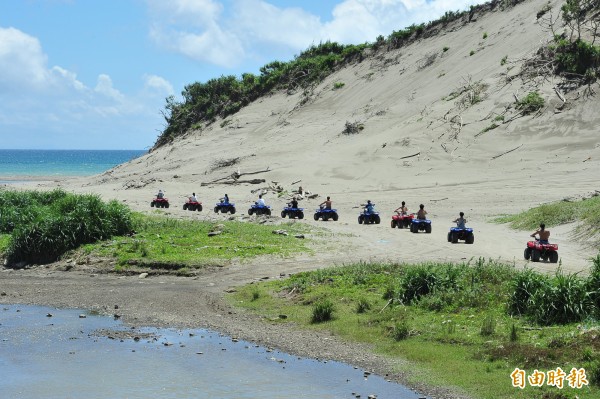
[0,0,477,150]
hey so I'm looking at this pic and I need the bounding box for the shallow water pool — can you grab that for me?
[0,305,423,399]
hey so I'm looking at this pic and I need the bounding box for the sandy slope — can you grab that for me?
[39,0,598,274]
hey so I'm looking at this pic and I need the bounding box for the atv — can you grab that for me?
[358,209,381,224]
[391,213,414,229]
[151,197,170,208]
[183,200,202,211]
[281,207,304,219]
[410,218,432,233]
[447,227,474,244]
[524,240,558,263]
[248,203,271,216]
[214,201,236,214]
[314,207,339,221]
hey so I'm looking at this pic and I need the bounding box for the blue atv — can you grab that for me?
[248,203,271,216]
[358,209,381,224]
[214,201,236,214]
[314,208,339,221]
[410,218,432,233]
[447,227,474,244]
[281,207,304,219]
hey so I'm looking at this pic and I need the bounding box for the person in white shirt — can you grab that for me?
[257,194,266,207]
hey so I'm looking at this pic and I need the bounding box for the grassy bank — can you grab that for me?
[230,258,600,399]
[494,196,600,240]
[78,213,312,272]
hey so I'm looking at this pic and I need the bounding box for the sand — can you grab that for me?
[2,0,599,396]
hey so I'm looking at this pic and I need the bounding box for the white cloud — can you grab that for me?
[0,26,172,149]
[0,27,49,90]
[144,74,175,96]
[147,0,244,67]
[146,0,477,68]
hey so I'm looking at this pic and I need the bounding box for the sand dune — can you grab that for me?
[53,0,599,273]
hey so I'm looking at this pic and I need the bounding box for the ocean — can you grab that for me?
[0,149,146,178]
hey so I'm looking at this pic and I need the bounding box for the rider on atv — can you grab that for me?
[363,200,375,213]
[289,198,299,208]
[394,201,408,215]
[453,212,467,228]
[531,223,550,244]
[417,204,427,220]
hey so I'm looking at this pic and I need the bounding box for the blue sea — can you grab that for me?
[0,149,146,179]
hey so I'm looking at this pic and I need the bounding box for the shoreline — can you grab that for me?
[0,261,469,399]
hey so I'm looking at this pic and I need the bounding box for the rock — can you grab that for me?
[128,259,139,265]
[294,234,305,239]
[138,273,149,279]
[208,231,222,237]
[46,313,53,317]
[278,314,288,319]
[272,229,288,236]
[0,292,6,296]
[79,314,86,318]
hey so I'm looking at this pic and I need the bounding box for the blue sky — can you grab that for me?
[0,0,476,150]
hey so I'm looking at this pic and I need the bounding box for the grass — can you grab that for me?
[230,259,600,398]
[493,196,600,241]
[0,188,132,264]
[79,213,312,270]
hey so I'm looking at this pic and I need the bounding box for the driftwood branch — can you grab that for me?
[291,179,302,185]
[201,179,265,186]
[492,144,523,160]
[399,152,420,160]
[203,167,270,185]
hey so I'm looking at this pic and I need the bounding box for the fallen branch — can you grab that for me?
[291,179,302,185]
[201,179,265,186]
[399,151,420,160]
[492,144,523,160]
[431,197,449,202]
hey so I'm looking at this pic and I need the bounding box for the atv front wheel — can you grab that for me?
[298,212,304,220]
[451,231,458,243]
[281,211,287,218]
[531,249,541,262]
[549,251,558,263]
[391,220,397,229]
[183,204,188,210]
[214,207,219,213]
[524,247,531,260]
[425,224,432,234]
[332,213,338,221]
[358,215,364,224]
[374,215,381,224]
[314,213,319,221]
[447,232,452,242]
[230,207,236,214]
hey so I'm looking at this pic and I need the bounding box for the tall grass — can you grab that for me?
[0,189,132,265]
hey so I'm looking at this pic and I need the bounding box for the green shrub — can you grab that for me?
[333,82,345,90]
[509,323,518,342]
[500,55,508,66]
[508,268,549,316]
[480,314,496,336]
[311,299,334,323]
[392,321,410,341]
[356,297,371,313]
[3,190,132,265]
[516,91,544,114]
[470,50,475,56]
[482,32,488,39]
[443,46,449,52]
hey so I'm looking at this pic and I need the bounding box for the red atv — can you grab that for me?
[391,213,414,229]
[524,240,558,263]
[183,200,202,211]
[151,197,170,208]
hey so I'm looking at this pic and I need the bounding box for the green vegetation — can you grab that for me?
[333,81,345,90]
[443,46,449,52]
[232,258,600,398]
[479,123,499,135]
[516,91,545,114]
[0,189,132,265]
[483,32,488,39]
[493,196,600,240]
[470,50,476,56]
[501,55,508,66]
[540,0,600,84]
[80,213,311,270]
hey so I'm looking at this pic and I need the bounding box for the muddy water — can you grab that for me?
[0,305,422,399]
